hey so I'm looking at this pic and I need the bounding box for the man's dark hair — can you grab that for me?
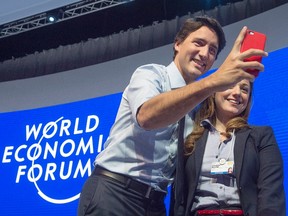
[173,16,226,59]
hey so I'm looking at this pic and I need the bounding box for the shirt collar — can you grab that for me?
[201,119,215,131]
[167,62,186,89]
[201,119,235,140]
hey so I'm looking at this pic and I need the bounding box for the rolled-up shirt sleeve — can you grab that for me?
[126,64,167,125]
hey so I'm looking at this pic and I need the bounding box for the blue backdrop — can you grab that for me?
[0,47,287,215]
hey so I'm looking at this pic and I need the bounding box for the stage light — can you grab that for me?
[47,15,58,23]
[0,0,135,38]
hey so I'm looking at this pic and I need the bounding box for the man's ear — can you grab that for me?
[174,41,180,52]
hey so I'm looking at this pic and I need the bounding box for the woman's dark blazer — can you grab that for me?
[182,126,286,216]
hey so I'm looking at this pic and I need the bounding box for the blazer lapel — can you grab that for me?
[194,129,209,175]
[234,128,251,181]
[186,129,209,213]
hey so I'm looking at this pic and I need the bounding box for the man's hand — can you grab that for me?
[206,26,268,92]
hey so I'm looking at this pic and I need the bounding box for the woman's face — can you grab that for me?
[214,79,251,121]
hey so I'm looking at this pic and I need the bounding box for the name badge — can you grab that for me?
[211,160,234,175]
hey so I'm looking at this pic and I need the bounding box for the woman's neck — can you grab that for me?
[215,118,230,142]
[215,118,227,133]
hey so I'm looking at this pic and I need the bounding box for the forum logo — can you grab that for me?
[2,115,104,204]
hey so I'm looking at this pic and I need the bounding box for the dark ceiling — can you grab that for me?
[0,0,242,62]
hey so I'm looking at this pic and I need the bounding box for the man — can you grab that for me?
[78,16,267,216]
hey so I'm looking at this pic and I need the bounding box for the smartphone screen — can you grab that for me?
[240,29,267,77]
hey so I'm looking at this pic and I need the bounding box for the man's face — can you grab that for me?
[174,26,219,83]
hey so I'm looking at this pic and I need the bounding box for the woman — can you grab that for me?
[178,79,286,216]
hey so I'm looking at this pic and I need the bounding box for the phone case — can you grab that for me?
[240,29,267,77]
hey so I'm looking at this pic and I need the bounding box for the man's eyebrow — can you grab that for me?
[240,83,250,88]
[194,38,218,50]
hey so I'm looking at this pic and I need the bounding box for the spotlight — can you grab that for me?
[47,15,58,23]
[48,16,56,22]
[46,9,61,23]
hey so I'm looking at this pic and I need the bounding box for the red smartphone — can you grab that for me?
[240,29,267,77]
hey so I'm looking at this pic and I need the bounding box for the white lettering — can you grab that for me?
[15,159,92,182]
[27,164,43,182]
[97,134,103,153]
[3,135,98,163]
[25,116,100,141]
[59,119,71,136]
[43,141,58,159]
[45,163,57,181]
[60,161,73,180]
[43,121,58,139]
[86,115,99,132]
[73,159,92,178]
[15,145,27,162]
[26,124,42,141]
[16,165,27,183]
[60,139,75,157]
[76,136,94,155]
[2,146,14,163]
[27,143,42,161]
[74,118,83,135]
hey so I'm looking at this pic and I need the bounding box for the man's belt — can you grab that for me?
[93,166,166,200]
[197,209,244,215]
